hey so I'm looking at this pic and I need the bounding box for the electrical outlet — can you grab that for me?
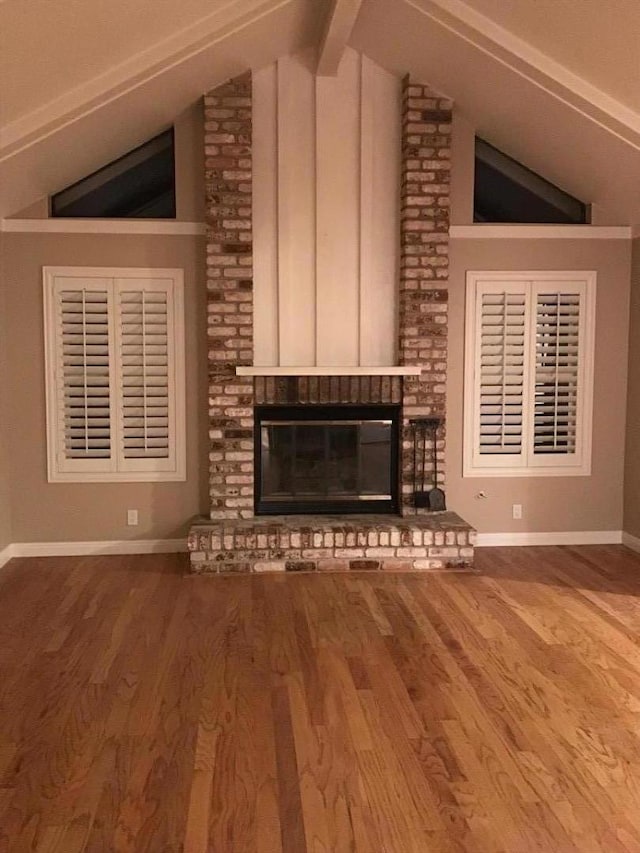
[512,503,522,520]
[127,509,139,526]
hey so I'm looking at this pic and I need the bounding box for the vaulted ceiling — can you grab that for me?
[1,0,639,222]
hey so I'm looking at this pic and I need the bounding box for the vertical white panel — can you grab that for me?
[277,54,316,366]
[252,63,279,366]
[359,56,400,366]
[315,48,361,366]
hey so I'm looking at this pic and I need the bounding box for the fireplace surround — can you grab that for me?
[187,70,477,572]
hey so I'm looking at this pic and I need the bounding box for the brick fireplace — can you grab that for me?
[187,68,476,572]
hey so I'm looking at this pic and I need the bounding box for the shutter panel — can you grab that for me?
[45,267,186,482]
[533,289,581,456]
[473,284,528,466]
[50,279,115,474]
[115,279,177,473]
[465,272,594,478]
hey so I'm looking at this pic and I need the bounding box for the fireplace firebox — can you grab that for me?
[255,405,400,515]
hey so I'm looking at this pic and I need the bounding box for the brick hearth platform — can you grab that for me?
[188,512,476,574]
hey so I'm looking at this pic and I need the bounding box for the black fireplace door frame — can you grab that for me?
[254,404,400,515]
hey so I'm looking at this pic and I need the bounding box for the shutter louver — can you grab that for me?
[58,288,111,459]
[534,292,580,454]
[478,291,526,455]
[118,289,170,460]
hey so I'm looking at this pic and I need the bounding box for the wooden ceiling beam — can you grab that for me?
[316,0,364,76]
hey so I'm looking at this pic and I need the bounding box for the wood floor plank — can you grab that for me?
[1,545,640,850]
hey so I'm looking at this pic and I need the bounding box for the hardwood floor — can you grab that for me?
[1,546,640,851]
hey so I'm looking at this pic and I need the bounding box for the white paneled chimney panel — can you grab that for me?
[276,53,316,366]
[252,63,279,366]
[251,49,400,368]
[359,56,400,366]
[315,49,361,366]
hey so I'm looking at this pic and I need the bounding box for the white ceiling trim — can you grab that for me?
[316,0,364,76]
[450,225,632,240]
[1,219,206,235]
[0,0,295,162]
[406,0,640,150]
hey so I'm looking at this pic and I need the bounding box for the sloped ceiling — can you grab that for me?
[2,0,640,222]
[461,0,640,113]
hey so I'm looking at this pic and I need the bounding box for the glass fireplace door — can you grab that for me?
[256,405,399,515]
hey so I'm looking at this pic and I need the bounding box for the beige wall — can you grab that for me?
[0,235,13,550]
[624,238,640,539]
[450,112,475,225]
[8,102,204,222]
[448,109,622,226]
[447,238,631,533]
[3,232,208,542]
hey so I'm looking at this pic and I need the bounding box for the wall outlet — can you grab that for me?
[512,503,522,520]
[127,509,139,526]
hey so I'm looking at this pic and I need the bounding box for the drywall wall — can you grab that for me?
[624,238,640,539]
[448,111,623,226]
[3,232,208,543]
[0,234,13,551]
[447,237,631,533]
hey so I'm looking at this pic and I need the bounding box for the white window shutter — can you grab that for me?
[478,290,526,454]
[528,279,592,472]
[464,271,595,478]
[469,280,529,471]
[46,276,116,476]
[45,267,186,483]
[114,277,184,476]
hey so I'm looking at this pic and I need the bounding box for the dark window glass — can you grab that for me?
[474,138,587,224]
[51,129,175,218]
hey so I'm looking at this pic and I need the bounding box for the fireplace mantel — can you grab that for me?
[236,366,422,376]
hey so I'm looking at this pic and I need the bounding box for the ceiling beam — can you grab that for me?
[316,0,363,76]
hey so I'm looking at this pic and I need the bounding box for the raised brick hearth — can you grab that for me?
[188,68,477,573]
[189,512,476,573]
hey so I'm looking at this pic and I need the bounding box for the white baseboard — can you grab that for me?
[8,539,187,558]
[0,544,16,568]
[622,532,640,554]
[477,530,623,547]
[1,532,632,563]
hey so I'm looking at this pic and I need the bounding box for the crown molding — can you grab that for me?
[406,0,640,150]
[1,218,206,235]
[449,225,632,240]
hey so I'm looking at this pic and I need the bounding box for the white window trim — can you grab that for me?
[463,270,596,478]
[44,266,186,483]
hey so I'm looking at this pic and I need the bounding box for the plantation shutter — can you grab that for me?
[51,278,116,474]
[472,281,528,468]
[464,272,594,477]
[115,279,177,473]
[531,281,585,463]
[44,268,185,482]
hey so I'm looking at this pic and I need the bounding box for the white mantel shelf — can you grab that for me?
[236,366,422,376]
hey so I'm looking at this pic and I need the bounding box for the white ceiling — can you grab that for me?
[461,0,640,113]
[1,0,640,222]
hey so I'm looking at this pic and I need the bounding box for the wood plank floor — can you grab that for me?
[1,546,640,851]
